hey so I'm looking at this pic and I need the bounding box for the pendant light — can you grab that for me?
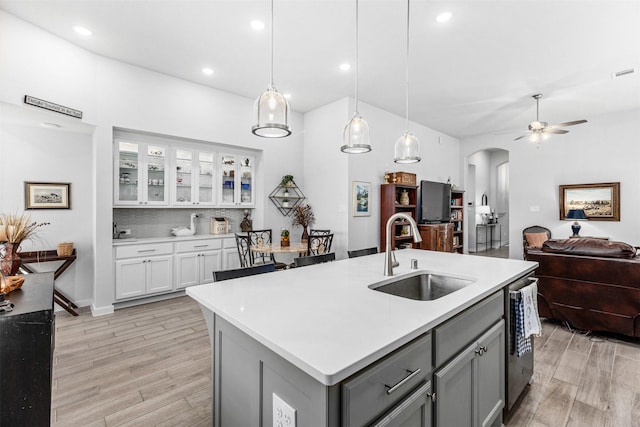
[394,0,421,163]
[252,0,291,138]
[341,0,371,154]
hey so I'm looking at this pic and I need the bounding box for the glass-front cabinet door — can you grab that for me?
[219,154,255,206]
[115,141,168,206]
[198,152,215,205]
[239,155,254,206]
[173,149,216,206]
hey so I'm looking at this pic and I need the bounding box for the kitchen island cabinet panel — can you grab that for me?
[434,320,505,427]
[210,314,340,427]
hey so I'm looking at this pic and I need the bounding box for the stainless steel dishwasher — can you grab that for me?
[504,275,536,412]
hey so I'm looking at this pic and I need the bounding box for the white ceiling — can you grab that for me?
[1,0,639,139]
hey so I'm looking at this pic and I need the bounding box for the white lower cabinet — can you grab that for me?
[115,242,174,300]
[222,237,241,270]
[175,239,223,289]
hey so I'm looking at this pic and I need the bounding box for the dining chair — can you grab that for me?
[247,229,288,270]
[347,247,378,258]
[308,233,333,256]
[310,229,331,235]
[213,262,275,282]
[293,252,335,267]
[235,233,252,268]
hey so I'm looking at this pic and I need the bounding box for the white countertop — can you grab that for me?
[112,233,235,246]
[186,249,537,386]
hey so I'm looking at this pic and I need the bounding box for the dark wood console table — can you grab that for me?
[0,273,54,425]
[19,249,79,316]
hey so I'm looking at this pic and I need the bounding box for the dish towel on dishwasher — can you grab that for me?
[514,296,532,357]
[520,281,542,337]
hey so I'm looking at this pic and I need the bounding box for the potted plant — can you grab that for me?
[280,228,290,247]
[280,174,295,187]
[0,212,49,276]
[291,204,316,243]
[282,198,290,208]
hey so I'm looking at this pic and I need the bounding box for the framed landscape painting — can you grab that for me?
[559,182,619,221]
[352,181,371,217]
[25,182,71,209]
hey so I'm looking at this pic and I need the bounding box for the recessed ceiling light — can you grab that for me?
[250,20,265,30]
[435,12,452,23]
[283,93,291,99]
[73,25,92,36]
[202,67,214,76]
[339,63,351,71]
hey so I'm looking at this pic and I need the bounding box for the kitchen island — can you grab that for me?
[187,249,537,426]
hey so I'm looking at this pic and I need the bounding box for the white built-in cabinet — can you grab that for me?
[174,239,223,289]
[115,141,169,206]
[114,242,174,299]
[114,237,237,302]
[219,153,255,207]
[173,148,216,206]
[114,135,256,208]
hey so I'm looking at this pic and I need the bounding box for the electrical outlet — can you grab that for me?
[529,206,540,212]
[273,393,296,427]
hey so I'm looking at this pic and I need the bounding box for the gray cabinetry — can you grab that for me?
[371,381,433,427]
[342,334,432,426]
[433,291,505,427]
[199,289,507,427]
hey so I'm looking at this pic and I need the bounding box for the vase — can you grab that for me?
[1,242,21,276]
[301,227,309,244]
[400,190,410,206]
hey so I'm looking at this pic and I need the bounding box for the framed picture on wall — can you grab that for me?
[25,182,71,209]
[559,182,620,221]
[352,181,371,217]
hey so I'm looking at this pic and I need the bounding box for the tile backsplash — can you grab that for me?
[113,208,250,238]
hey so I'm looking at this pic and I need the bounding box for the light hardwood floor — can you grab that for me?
[53,296,640,426]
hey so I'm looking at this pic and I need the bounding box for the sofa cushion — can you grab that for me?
[524,232,549,248]
[542,238,638,259]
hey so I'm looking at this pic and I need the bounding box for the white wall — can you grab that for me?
[461,108,640,259]
[0,11,304,313]
[0,121,94,306]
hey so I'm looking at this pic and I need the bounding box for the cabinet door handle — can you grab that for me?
[194,245,209,248]
[385,368,421,395]
[137,249,157,253]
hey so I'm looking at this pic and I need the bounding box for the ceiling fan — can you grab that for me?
[512,94,587,142]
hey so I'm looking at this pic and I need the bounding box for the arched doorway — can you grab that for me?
[466,148,509,257]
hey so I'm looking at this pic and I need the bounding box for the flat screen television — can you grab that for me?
[420,180,451,223]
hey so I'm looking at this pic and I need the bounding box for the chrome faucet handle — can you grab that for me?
[392,250,399,268]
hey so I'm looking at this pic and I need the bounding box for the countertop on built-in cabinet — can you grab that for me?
[186,248,537,386]
[112,234,235,246]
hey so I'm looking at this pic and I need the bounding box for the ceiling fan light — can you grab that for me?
[252,85,291,138]
[394,131,421,163]
[341,113,371,153]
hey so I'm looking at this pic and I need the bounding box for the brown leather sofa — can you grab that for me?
[525,238,640,338]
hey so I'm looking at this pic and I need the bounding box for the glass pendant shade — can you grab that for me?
[341,113,371,153]
[394,131,421,163]
[252,84,291,138]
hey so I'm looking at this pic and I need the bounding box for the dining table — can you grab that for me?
[250,242,308,256]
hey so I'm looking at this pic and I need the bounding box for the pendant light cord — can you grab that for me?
[404,0,410,132]
[270,0,274,87]
[354,0,360,115]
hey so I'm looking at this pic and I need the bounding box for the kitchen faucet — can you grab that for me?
[384,213,422,276]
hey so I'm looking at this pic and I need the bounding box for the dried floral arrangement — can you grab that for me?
[0,212,50,243]
[291,204,316,228]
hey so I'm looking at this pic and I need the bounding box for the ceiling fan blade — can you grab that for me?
[494,129,526,135]
[542,129,569,135]
[547,119,587,129]
[514,134,529,141]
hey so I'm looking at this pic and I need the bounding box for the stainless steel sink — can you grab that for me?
[369,272,475,301]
